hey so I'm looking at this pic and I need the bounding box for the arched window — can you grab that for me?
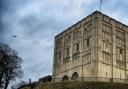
[72,72,79,80]
[62,75,69,81]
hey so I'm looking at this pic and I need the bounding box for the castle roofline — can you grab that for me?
[55,10,128,39]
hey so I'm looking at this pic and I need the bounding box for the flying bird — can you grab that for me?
[13,34,17,38]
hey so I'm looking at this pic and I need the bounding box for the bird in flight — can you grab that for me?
[13,34,17,38]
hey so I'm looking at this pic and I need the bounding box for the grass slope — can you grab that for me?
[21,81,128,89]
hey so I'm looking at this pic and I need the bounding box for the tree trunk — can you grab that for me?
[4,79,9,89]
[0,69,4,85]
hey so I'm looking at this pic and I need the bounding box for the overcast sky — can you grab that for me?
[0,0,128,84]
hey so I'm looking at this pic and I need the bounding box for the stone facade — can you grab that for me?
[52,11,128,83]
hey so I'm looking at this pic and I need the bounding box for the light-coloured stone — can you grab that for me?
[52,11,128,83]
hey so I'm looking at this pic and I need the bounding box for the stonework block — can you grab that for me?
[53,11,128,83]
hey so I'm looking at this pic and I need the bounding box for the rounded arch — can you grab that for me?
[72,72,79,80]
[62,75,69,81]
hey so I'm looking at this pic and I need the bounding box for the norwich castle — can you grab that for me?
[52,11,128,83]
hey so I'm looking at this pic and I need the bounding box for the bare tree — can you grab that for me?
[0,43,23,89]
[0,43,11,88]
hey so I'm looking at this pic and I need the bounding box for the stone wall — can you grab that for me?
[53,11,128,82]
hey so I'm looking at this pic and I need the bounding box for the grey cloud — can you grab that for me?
[20,15,60,36]
[1,0,128,86]
[0,0,31,12]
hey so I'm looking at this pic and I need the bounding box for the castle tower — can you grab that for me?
[52,11,128,83]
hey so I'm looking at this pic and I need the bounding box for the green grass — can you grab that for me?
[20,81,128,89]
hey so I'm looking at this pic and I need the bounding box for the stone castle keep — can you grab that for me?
[52,11,128,83]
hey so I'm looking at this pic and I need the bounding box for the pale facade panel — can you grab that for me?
[52,11,128,83]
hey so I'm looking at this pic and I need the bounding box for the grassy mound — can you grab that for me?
[20,81,128,89]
